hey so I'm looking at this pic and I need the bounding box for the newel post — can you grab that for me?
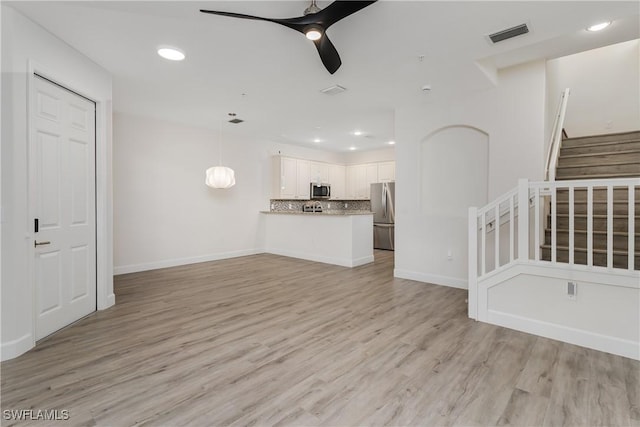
[517,178,530,261]
[468,206,478,320]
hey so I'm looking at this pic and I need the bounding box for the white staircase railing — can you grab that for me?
[468,177,639,319]
[545,88,571,181]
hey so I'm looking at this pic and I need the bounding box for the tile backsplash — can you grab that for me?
[270,199,371,212]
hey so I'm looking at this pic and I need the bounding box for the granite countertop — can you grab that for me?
[260,210,374,216]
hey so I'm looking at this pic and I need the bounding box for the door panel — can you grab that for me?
[70,246,89,301]
[69,138,88,225]
[33,75,96,340]
[37,250,62,315]
[37,131,62,227]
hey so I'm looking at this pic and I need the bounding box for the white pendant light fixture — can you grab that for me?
[206,118,236,189]
[205,165,235,189]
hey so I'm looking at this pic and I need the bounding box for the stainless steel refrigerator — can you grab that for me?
[371,182,395,250]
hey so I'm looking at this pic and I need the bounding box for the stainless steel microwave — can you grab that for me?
[310,183,331,199]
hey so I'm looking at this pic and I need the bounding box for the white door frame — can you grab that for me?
[27,61,114,347]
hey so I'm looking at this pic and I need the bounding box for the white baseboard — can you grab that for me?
[488,309,640,361]
[1,333,33,362]
[394,269,468,289]
[114,249,264,275]
[352,255,375,267]
[104,293,116,309]
[266,248,374,268]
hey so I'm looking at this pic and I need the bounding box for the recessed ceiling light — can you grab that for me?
[353,130,363,136]
[313,138,321,143]
[587,21,611,32]
[349,147,357,151]
[388,140,396,145]
[320,85,347,95]
[157,47,185,61]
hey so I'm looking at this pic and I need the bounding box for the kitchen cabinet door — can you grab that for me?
[378,161,395,182]
[272,156,297,199]
[347,165,367,199]
[355,165,368,199]
[296,160,310,199]
[364,163,378,198]
[329,164,346,199]
[310,162,330,184]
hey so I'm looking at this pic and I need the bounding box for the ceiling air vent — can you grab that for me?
[488,23,529,43]
[227,112,243,124]
[320,84,347,95]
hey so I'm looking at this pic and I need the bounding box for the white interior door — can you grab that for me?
[32,75,96,340]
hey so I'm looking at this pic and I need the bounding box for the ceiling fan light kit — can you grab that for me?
[305,25,323,41]
[200,1,377,74]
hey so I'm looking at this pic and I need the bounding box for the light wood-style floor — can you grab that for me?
[2,251,639,426]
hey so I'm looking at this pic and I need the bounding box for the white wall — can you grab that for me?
[484,267,639,360]
[395,60,546,288]
[420,127,488,217]
[113,112,349,274]
[343,147,395,165]
[547,39,640,138]
[1,5,114,360]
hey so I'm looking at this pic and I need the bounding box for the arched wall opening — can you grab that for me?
[420,125,489,218]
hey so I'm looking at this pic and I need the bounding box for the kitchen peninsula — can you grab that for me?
[261,200,374,267]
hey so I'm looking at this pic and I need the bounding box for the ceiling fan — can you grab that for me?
[200,1,377,74]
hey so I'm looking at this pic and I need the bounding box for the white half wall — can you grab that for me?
[1,5,114,360]
[395,60,546,289]
[483,264,640,360]
[263,213,374,267]
[547,39,640,138]
[113,113,352,274]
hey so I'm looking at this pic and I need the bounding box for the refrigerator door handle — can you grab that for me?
[381,183,387,218]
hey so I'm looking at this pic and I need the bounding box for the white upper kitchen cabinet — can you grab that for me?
[365,163,378,195]
[272,156,310,199]
[274,157,395,200]
[378,161,395,182]
[309,162,330,184]
[329,164,346,199]
[346,164,368,200]
[296,160,311,199]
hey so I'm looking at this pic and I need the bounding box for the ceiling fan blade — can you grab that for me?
[200,9,271,22]
[314,1,377,29]
[313,35,342,74]
[200,9,307,33]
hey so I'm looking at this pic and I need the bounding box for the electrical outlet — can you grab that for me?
[344,203,348,208]
[328,203,331,209]
[567,281,577,300]
[447,250,453,260]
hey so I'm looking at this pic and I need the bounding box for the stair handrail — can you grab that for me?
[544,88,571,181]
